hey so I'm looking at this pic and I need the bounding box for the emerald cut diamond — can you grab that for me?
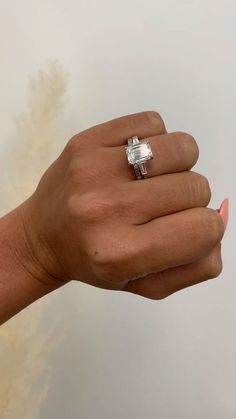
[126,141,153,165]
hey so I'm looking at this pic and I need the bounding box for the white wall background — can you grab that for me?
[0,0,235,418]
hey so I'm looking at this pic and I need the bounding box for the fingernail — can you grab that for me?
[219,198,229,230]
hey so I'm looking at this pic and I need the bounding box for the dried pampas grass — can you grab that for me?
[0,61,68,419]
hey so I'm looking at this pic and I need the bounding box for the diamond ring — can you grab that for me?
[125,136,153,180]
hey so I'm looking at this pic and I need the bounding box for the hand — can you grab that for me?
[20,111,226,299]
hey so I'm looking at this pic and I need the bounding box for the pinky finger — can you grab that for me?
[122,244,222,300]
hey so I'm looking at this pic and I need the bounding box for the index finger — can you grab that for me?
[79,111,167,147]
[129,207,224,279]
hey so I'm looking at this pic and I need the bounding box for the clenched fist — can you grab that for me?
[20,111,227,300]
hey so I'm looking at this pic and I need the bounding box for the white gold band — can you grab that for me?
[125,136,153,180]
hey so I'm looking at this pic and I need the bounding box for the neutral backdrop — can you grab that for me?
[0,1,235,418]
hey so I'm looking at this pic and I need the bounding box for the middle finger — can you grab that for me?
[123,171,211,224]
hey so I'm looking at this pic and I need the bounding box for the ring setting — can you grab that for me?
[125,136,153,179]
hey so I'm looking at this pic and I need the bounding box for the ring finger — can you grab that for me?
[108,131,199,180]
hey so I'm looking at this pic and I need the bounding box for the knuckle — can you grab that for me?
[81,192,103,221]
[92,249,115,271]
[67,194,85,219]
[91,192,118,220]
[67,159,80,179]
[65,134,86,156]
[153,288,170,300]
[66,156,88,183]
[65,136,78,154]
[147,110,165,130]
[202,208,225,246]
[92,245,126,282]
[205,255,223,279]
[175,131,199,165]
[138,110,165,132]
[91,237,139,282]
[68,190,118,223]
[191,172,212,206]
[143,272,171,300]
[112,187,138,218]
[144,110,162,122]
[199,175,212,205]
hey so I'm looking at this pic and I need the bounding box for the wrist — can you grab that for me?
[0,199,63,324]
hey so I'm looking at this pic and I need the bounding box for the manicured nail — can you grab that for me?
[219,198,229,230]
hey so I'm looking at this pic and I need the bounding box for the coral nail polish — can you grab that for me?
[219,198,229,230]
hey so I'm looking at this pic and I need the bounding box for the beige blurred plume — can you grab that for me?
[0,61,68,419]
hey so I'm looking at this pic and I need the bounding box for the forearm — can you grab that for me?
[0,200,62,325]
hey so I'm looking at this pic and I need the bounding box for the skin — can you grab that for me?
[0,111,225,324]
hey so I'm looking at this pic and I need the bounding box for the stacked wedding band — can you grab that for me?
[125,136,154,180]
